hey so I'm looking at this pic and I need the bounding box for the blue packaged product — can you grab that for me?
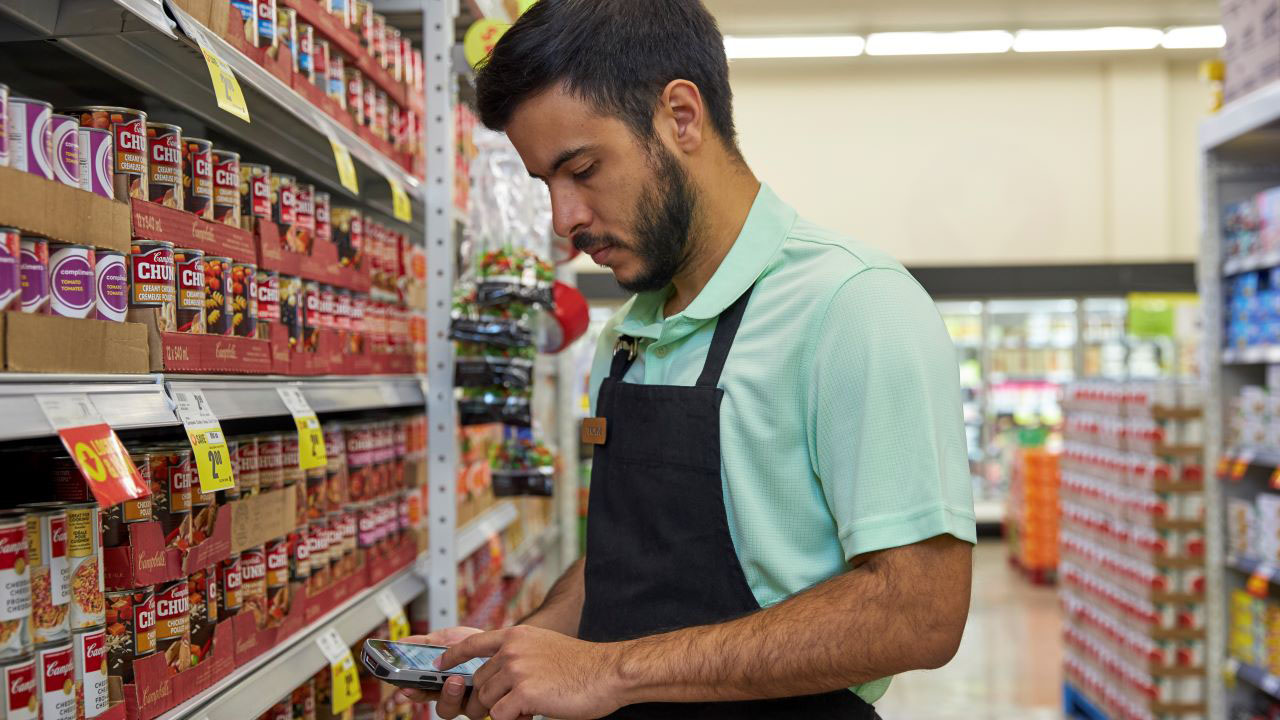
[258,0,277,48]
[1239,271,1260,298]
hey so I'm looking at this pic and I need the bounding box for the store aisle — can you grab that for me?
[874,540,1063,720]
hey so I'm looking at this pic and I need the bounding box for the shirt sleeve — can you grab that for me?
[809,267,977,560]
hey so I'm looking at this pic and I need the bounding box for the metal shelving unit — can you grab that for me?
[0,374,177,440]
[165,376,427,420]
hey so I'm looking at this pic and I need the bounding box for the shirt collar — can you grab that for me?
[617,183,795,336]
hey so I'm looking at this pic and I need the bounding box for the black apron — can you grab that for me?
[579,286,878,720]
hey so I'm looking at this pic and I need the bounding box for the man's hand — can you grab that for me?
[386,627,482,718]
[438,625,625,720]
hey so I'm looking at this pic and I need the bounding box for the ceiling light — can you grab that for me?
[1161,25,1227,49]
[865,30,1014,56]
[723,35,865,59]
[1013,27,1163,52]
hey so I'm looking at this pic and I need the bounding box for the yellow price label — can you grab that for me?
[330,138,359,194]
[295,414,327,471]
[389,179,412,222]
[187,427,236,493]
[375,590,410,640]
[200,48,251,123]
[316,629,361,713]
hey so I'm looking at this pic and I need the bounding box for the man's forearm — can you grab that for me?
[519,558,585,636]
[610,535,971,704]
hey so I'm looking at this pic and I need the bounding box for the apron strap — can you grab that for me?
[696,285,755,389]
[609,336,640,380]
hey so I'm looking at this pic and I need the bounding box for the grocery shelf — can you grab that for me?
[1223,251,1280,276]
[1222,445,1280,469]
[1226,553,1280,581]
[456,501,519,561]
[504,525,561,577]
[1223,345,1280,364]
[164,376,427,421]
[157,561,428,720]
[1200,81,1280,158]
[0,374,179,441]
[1230,658,1280,700]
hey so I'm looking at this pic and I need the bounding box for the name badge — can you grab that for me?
[581,417,607,446]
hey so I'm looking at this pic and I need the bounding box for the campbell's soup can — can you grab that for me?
[255,270,279,327]
[231,436,260,497]
[48,115,79,189]
[203,257,232,336]
[0,84,8,167]
[145,448,191,552]
[282,435,304,488]
[61,504,101,631]
[76,128,113,200]
[190,481,216,549]
[302,280,320,351]
[152,580,188,678]
[20,238,49,316]
[271,174,297,227]
[62,107,147,200]
[17,507,67,645]
[182,137,213,220]
[333,290,351,331]
[1,654,36,720]
[217,558,240,620]
[344,69,364,125]
[314,192,332,247]
[0,229,21,313]
[327,54,346,108]
[263,700,289,720]
[332,208,361,268]
[264,539,289,628]
[92,251,127,324]
[71,627,106,720]
[362,83,376,133]
[313,38,330,90]
[290,675,315,720]
[212,150,240,228]
[128,240,175,330]
[288,530,310,582]
[230,262,257,338]
[145,123,182,209]
[297,23,314,82]
[307,520,327,587]
[255,0,277,48]
[187,567,216,667]
[34,640,72,720]
[238,548,266,630]
[103,587,154,685]
[258,435,284,490]
[279,275,302,351]
[277,8,297,68]
[48,244,95,321]
[305,471,325,520]
[174,248,205,334]
[295,184,315,244]
[239,163,271,222]
[0,511,32,661]
[373,91,388,140]
[7,98,52,180]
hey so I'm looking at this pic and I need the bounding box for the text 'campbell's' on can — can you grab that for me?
[182,137,213,220]
[212,150,241,228]
[239,163,272,225]
[129,240,175,331]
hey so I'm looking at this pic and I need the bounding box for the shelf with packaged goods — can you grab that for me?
[1223,345,1280,365]
[164,375,427,421]
[1223,250,1280,277]
[504,525,561,578]
[456,500,519,561]
[1200,81,1280,159]
[0,373,179,441]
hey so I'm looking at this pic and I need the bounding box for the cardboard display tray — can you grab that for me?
[0,166,132,253]
[131,199,257,264]
[3,313,149,373]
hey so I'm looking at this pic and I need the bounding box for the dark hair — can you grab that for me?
[475,0,738,152]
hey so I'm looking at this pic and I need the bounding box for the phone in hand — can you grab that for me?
[361,639,488,691]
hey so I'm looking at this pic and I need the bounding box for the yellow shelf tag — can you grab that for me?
[171,389,236,493]
[375,589,410,640]
[316,629,361,714]
[278,387,327,471]
[389,179,412,222]
[171,5,250,123]
[330,138,359,194]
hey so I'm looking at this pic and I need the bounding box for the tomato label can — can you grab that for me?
[48,115,79,189]
[182,137,213,220]
[203,257,232,336]
[62,504,101,631]
[152,580,187,677]
[145,123,182,209]
[314,192,332,246]
[7,98,52,180]
[2,654,36,720]
[239,163,271,221]
[238,548,266,629]
[76,128,113,201]
[63,107,147,200]
[35,640,73,720]
[174,248,205,334]
[92,251,127,324]
[103,587,154,685]
[20,238,49,316]
[48,244,95,320]
[230,262,257,337]
[0,512,31,661]
[0,229,21,313]
[212,150,240,228]
[218,558,240,619]
[71,627,106,720]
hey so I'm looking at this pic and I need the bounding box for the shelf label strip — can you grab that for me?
[277,387,327,471]
[36,395,150,509]
[171,389,236,493]
[316,628,362,713]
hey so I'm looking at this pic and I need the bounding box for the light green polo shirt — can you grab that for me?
[586,183,976,704]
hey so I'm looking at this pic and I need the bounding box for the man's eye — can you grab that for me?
[573,164,597,180]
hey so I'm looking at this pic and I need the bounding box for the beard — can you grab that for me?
[572,143,698,293]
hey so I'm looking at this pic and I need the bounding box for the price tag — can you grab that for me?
[278,387,327,471]
[1271,467,1280,490]
[1248,565,1275,598]
[171,389,236,493]
[1233,452,1254,481]
[316,628,361,713]
[330,138,360,194]
[36,395,150,509]
[389,179,412,222]
[170,5,251,123]
[375,589,411,641]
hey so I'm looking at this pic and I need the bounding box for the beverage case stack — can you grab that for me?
[1005,446,1059,583]
[1059,380,1207,720]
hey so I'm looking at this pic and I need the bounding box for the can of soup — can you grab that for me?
[93,251,127,323]
[174,248,205,334]
[313,38,330,90]
[182,137,213,220]
[0,84,8,167]
[271,174,297,228]
[231,436,260,497]
[295,183,315,251]
[1,653,36,720]
[217,557,240,620]
[34,639,73,720]
[297,23,314,82]
[18,507,67,645]
[276,8,297,70]
[255,269,279,336]
[19,238,48,315]
[344,69,364,125]
[238,548,266,629]
[0,511,31,662]
[279,275,302,351]
[0,229,21,313]
[76,128,113,200]
[258,435,284,490]
[212,150,241,228]
[332,208,362,268]
[7,98,51,180]
[239,163,271,223]
[62,107,147,200]
[303,280,320,351]
[230,262,257,337]
[314,192,332,247]
[186,567,216,667]
[61,504,101,631]
[288,529,310,583]
[145,123,182,209]
[152,580,188,678]
[255,0,276,47]
[71,626,106,720]
[48,244,95,320]
[327,54,346,108]
[190,480,216,549]
[204,256,232,336]
[103,587,154,685]
[128,238,175,320]
[264,539,289,629]
[48,115,79,189]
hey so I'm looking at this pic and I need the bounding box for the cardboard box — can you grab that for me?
[131,199,257,264]
[169,0,212,26]
[0,166,131,253]
[103,521,183,591]
[120,619,234,720]
[230,488,298,554]
[133,307,273,373]
[4,313,149,373]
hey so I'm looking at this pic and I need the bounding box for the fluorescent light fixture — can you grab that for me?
[1013,26,1163,52]
[865,30,1013,56]
[1161,25,1226,49]
[723,35,865,59]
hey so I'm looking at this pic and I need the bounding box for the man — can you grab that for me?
[398,1,976,718]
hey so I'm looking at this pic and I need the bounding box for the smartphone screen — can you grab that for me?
[373,641,487,675]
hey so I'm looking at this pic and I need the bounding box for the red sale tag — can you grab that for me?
[55,424,149,508]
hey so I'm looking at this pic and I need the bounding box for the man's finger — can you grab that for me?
[488,692,527,720]
[433,676,467,719]
[475,665,516,711]
[393,688,436,705]
[438,629,507,670]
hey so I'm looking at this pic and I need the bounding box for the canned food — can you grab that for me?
[0,511,32,661]
[313,192,331,247]
[294,183,315,254]
[264,539,289,629]
[325,515,342,574]
[18,507,68,645]
[373,91,388,141]
[48,115,79,189]
[152,580,188,677]
[218,557,241,620]
[19,238,49,316]
[297,23,314,82]
[103,587,154,685]
[255,270,279,332]
[307,520,327,589]
[327,54,346,108]
[332,208,362,268]
[174,248,205,334]
[0,229,20,313]
[204,256,232,336]
[147,448,192,552]
[1,653,36,720]
[258,435,284,490]
[232,436,260,497]
[48,244,95,320]
[0,84,8,167]
[387,27,402,80]
[7,99,52,180]
[35,640,73,720]
[76,127,113,200]
[93,251,127,323]
[127,239,175,319]
[278,276,303,351]
[230,262,257,338]
[305,472,325,521]
[362,82,376,132]
[61,504,101,630]
[290,677,315,720]
[190,480,216,548]
[71,627,106,720]
[182,137,213,220]
[282,434,305,488]
[212,150,240,228]
[145,123,182,209]
[239,163,271,222]
[313,39,329,90]
[263,700,289,720]
[339,511,355,558]
[318,286,335,330]
[256,0,277,47]
[238,548,266,629]
[187,567,217,667]
[371,13,386,65]
[333,290,351,332]
[302,280,320,351]
[344,69,364,125]
[288,530,309,583]
[63,107,147,200]
[276,8,298,71]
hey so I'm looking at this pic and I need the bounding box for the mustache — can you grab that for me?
[572,232,624,254]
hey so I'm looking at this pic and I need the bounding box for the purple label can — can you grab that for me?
[20,237,49,315]
[0,228,19,312]
[77,127,114,200]
[94,251,128,323]
[50,114,80,188]
[49,243,96,319]
[0,83,8,168]
[7,97,52,179]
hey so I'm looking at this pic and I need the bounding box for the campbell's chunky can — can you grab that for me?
[256,0,277,48]
[295,184,315,252]
[71,627,106,720]
[152,580,187,677]
[333,290,351,332]
[1,654,36,720]
[302,280,320,351]
[218,558,240,620]
[187,567,216,667]
[230,262,257,337]
[332,208,362,268]
[288,529,310,583]
[314,192,332,247]
[48,115,79,189]
[63,107,147,200]
[93,251,127,323]
[18,506,68,645]
[238,547,266,630]
[182,137,213,220]
[271,174,297,229]
[48,244,95,320]
[258,435,284,490]
[231,436,260,497]
[148,447,193,552]
[212,150,240,227]
[0,229,20,313]
[145,123,182,209]
[276,8,297,71]
[344,69,364,125]
[76,128,113,200]
[7,98,52,180]
[128,240,175,331]
[61,503,101,631]
[203,256,232,336]
[190,477,216,549]
[279,276,302,351]
[327,54,346,108]
[239,163,271,223]
[35,640,73,720]
[297,23,314,82]
[313,38,330,91]
[174,248,205,334]
[0,511,32,661]
[255,269,279,338]
[20,238,49,316]
[264,538,289,628]
[103,587,154,684]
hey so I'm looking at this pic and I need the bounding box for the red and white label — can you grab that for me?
[75,629,108,719]
[48,517,68,607]
[38,644,74,720]
[256,273,279,323]
[4,658,37,720]
[251,174,271,218]
[265,539,288,586]
[0,525,30,621]
[155,581,189,640]
[240,549,266,582]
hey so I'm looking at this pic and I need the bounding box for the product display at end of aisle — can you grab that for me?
[1004,442,1059,585]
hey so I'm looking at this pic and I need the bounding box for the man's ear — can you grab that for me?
[657,79,706,155]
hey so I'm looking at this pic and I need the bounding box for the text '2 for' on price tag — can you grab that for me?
[389,179,412,222]
[36,395,149,509]
[316,628,361,713]
[278,387,327,471]
[375,589,411,640]
[170,389,236,493]
[169,3,250,123]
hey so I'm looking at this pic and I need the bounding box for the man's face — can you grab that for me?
[505,85,697,293]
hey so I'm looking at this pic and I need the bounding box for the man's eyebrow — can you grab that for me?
[529,145,594,180]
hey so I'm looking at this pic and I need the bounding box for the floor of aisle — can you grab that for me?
[873,540,1063,720]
